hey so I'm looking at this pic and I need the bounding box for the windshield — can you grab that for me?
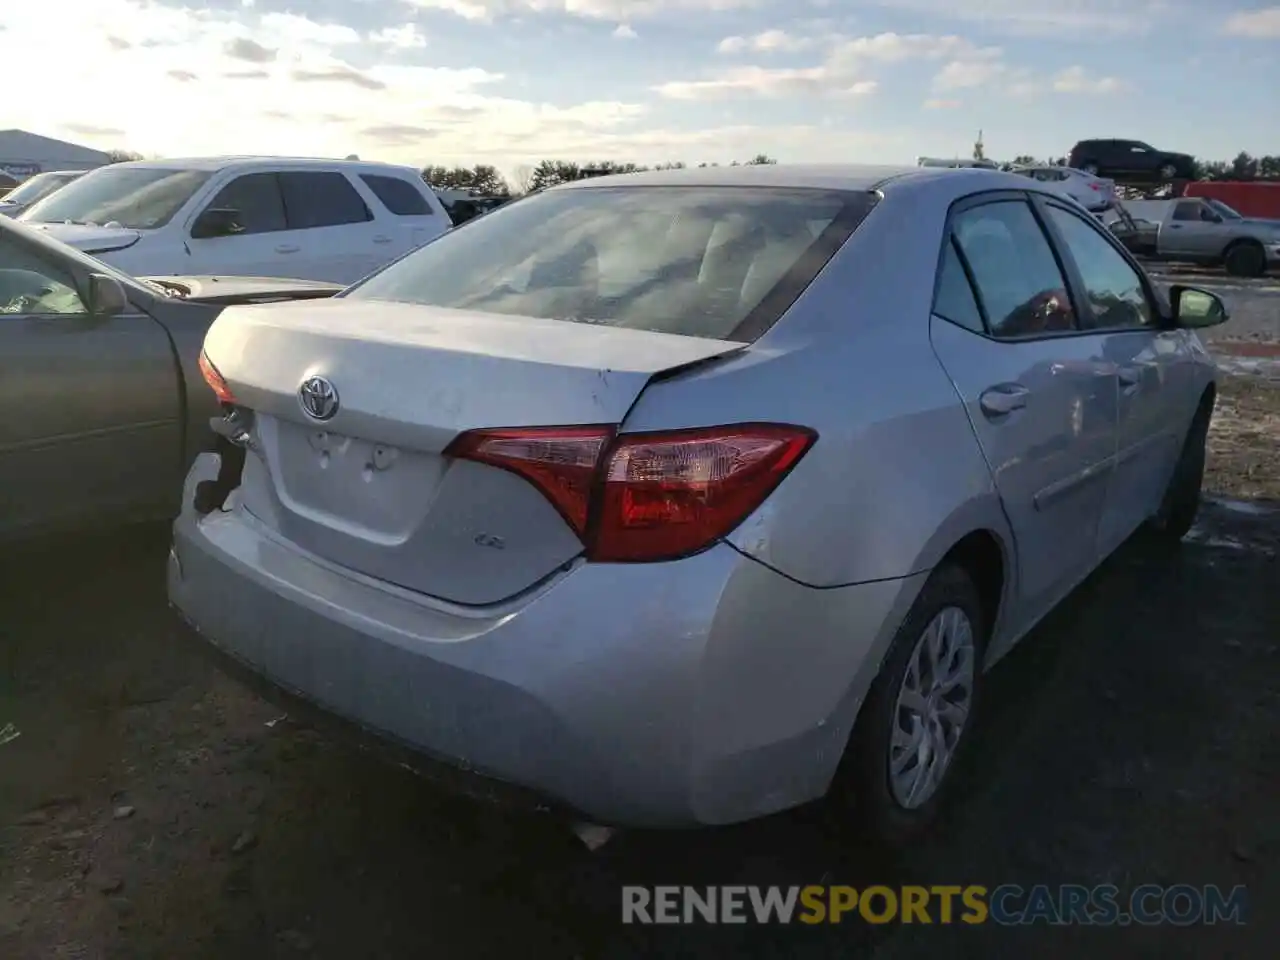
[19,167,212,229]
[346,185,875,342]
[2,172,79,205]
[1207,199,1242,220]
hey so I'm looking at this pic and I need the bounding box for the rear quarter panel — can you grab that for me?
[620,185,1014,590]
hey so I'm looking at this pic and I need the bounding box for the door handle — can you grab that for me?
[373,235,393,245]
[979,384,1029,417]
[1118,366,1143,390]
[1168,224,1182,229]
[275,244,300,254]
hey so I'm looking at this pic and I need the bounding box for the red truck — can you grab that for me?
[1182,181,1280,220]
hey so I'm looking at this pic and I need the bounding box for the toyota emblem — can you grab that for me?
[298,375,340,421]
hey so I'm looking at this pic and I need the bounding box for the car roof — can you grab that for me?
[550,163,1042,196]
[98,156,422,176]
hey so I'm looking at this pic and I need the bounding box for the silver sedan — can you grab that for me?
[168,164,1227,839]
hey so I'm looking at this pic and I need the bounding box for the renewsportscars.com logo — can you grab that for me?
[621,884,1249,926]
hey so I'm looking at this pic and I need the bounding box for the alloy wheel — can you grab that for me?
[887,606,977,810]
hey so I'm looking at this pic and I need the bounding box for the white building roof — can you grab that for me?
[0,129,112,167]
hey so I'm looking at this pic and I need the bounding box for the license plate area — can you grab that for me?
[261,417,445,538]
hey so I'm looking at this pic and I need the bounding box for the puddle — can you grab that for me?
[1185,529,1249,551]
[1204,496,1276,517]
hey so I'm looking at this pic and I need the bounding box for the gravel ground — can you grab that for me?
[2,375,1278,960]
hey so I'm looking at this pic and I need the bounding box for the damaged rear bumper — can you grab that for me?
[168,452,922,827]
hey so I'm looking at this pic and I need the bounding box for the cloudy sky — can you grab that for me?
[3,0,1277,177]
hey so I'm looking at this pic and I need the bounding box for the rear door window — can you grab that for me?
[199,173,287,235]
[933,239,985,334]
[360,175,433,216]
[1172,201,1200,222]
[951,200,1077,338]
[279,172,373,229]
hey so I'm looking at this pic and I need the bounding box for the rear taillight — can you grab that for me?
[445,423,816,563]
[444,426,615,536]
[199,350,236,405]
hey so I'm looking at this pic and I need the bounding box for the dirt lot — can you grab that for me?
[3,378,1278,960]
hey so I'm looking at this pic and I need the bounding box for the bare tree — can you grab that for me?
[511,165,536,195]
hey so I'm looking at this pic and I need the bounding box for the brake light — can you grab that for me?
[445,423,816,563]
[198,350,236,405]
[444,426,615,536]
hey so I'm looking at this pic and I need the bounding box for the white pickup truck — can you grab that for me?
[17,157,451,285]
[1105,196,1280,278]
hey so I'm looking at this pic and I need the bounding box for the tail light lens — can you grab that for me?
[199,350,236,405]
[444,426,615,536]
[445,423,816,563]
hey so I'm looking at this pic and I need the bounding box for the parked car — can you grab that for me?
[1067,139,1196,182]
[1007,164,1115,213]
[0,215,340,542]
[0,169,85,218]
[17,157,451,284]
[1104,196,1280,276]
[169,164,1227,839]
[917,157,999,169]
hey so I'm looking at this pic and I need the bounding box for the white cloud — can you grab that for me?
[258,12,362,46]
[870,0,1171,36]
[403,0,756,22]
[656,68,876,100]
[932,54,1005,90]
[1,0,672,172]
[368,24,428,49]
[923,98,961,109]
[1222,6,1280,37]
[716,29,818,54]
[665,31,991,101]
[612,23,638,39]
[2,0,923,176]
[1051,65,1129,94]
[403,0,492,21]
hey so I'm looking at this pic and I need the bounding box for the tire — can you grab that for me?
[1148,401,1211,541]
[831,563,987,846]
[1224,241,1266,278]
[1158,163,1177,180]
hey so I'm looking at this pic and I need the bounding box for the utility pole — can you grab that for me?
[972,129,985,162]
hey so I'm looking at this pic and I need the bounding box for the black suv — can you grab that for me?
[1067,139,1196,182]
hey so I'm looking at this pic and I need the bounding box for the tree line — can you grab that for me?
[101,148,1280,196]
[421,155,779,195]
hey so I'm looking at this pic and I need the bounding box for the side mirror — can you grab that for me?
[191,207,244,240]
[87,273,128,317]
[1170,285,1228,329]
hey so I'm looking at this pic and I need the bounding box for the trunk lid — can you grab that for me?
[148,275,343,305]
[204,298,744,605]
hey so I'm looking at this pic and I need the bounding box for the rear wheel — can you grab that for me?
[1158,163,1178,180]
[1148,401,1212,541]
[831,563,986,846]
[1224,240,1266,278]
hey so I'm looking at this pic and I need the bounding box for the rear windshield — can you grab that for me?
[344,185,876,342]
